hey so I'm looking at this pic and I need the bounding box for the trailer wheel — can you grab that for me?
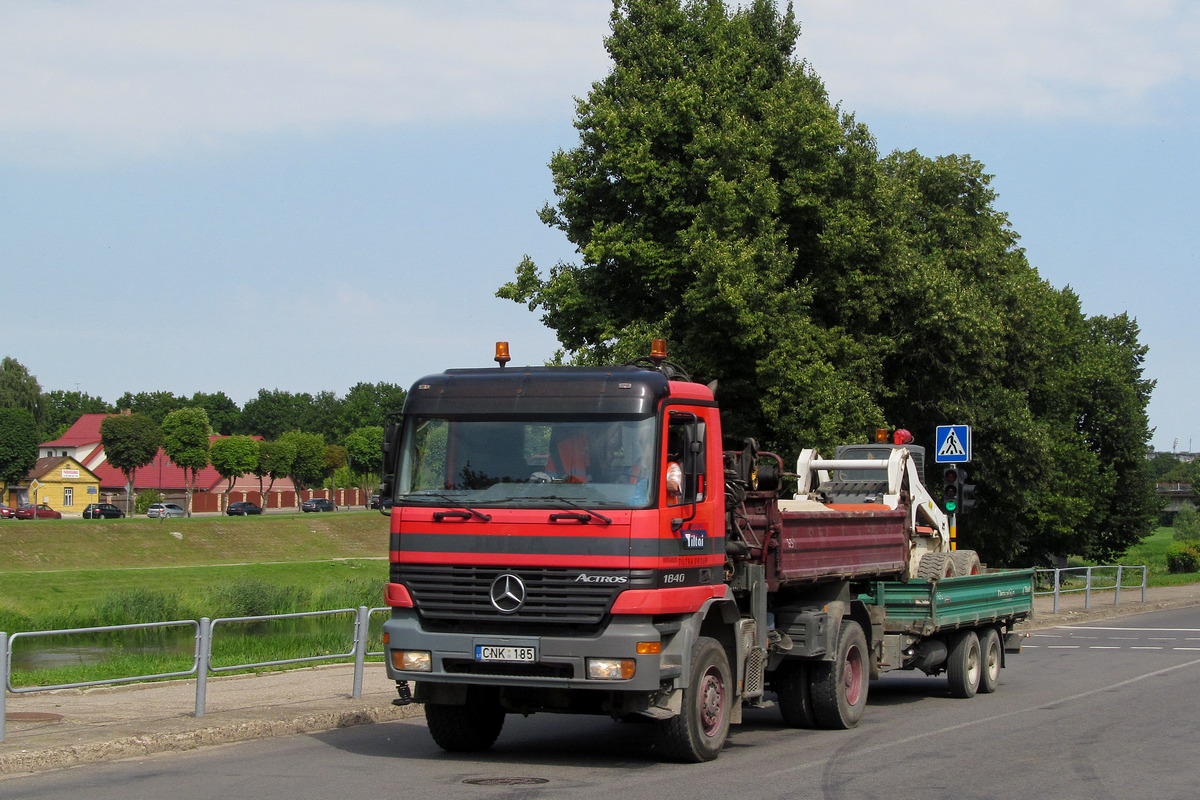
[917,553,957,581]
[950,550,982,576]
[947,630,982,699]
[424,688,506,752]
[977,627,1002,694]
[810,621,869,729]
[656,636,731,762]
[775,661,817,728]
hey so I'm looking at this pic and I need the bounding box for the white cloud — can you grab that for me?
[4,0,1198,166]
[0,0,611,160]
[796,0,1200,122]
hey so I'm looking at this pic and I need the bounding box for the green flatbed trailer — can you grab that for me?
[859,568,1035,697]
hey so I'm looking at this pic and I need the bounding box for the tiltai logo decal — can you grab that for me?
[681,528,706,549]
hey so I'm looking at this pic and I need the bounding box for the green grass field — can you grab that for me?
[2,511,386,571]
[1,512,392,686]
[1,512,390,631]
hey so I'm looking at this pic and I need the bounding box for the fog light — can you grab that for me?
[391,650,432,672]
[587,658,636,680]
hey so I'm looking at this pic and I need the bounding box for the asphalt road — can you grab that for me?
[6,605,1198,800]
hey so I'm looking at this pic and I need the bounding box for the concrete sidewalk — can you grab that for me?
[1,663,423,778]
[4,582,1199,779]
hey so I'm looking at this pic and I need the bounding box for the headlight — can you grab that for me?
[391,650,432,672]
[587,658,636,680]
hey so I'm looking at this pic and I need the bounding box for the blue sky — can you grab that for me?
[2,1,1196,452]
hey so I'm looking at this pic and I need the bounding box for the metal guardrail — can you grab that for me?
[1,606,391,742]
[1034,565,1147,613]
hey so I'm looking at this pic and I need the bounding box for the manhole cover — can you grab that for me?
[462,778,550,786]
[6,712,64,722]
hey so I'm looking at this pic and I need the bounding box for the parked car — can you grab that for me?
[16,503,63,520]
[302,498,336,512]
[226,501,263,516]
[83,502,125,519]
[369,494,380,509]
[0,504,15,519]
[146,502,186,518]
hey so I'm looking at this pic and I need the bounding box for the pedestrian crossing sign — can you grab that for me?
[935,425,971,463]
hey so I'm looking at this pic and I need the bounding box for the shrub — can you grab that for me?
[135,489,164,514]
[1165,542,1200,574]
[209,578,311,618]
[1172,506,1200,541]
[95,588,183,626]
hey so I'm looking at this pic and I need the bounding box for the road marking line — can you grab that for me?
[751,657,1200,782]
[1131,646,1164,650]
[1062,626,1200,633]
[1048,646,1081,649]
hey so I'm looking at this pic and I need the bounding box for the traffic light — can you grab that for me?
[942,467,963,513]
[959,473,977,514]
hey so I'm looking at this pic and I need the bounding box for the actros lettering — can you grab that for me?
[575,574,628,584]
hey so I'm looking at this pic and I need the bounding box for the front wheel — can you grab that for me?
[655,636,732,762]
[424,687,506,753]
[810,621,869,729]
[947,630,982,698]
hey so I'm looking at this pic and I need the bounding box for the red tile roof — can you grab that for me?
[40,413,112,447]
[93,448,227,492]
[44,416,280,493]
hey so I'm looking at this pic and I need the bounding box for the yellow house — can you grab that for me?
[25,456,101,515]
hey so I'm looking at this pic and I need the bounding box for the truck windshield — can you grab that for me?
[395,416,657,508]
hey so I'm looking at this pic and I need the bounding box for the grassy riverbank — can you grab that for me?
[1,512,391,686]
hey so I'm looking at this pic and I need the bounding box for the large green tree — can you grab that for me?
[253,438,293,504]
[342,382,408,433]
[277,430,326,509]
[345,425,385,505]
[241,389,319,440]
[100,413,163,513]
[210,435,259,502]
[161,407,213,516]
[190,391,241,435]
[0,407,39,485]
[39,390,113,442]
[499,0,1157,564]
[0,356,43,425]
[115,391,187,424]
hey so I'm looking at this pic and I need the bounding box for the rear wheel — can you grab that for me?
[917,553,957,581]
[424,687,506,753]
[775,661,817,728]
[947,630,982,699]
[656,636,732,762]
[977,627,1002,694]
[810,621,869,729]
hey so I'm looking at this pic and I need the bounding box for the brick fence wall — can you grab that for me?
[190,487,367,513]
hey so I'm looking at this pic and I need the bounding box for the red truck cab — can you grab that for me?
[382,357,731,746]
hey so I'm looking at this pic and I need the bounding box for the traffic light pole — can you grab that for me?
[948,511,957,551]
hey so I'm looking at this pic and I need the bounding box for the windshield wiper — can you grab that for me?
[542,496,612,525]
[414,494,492,522]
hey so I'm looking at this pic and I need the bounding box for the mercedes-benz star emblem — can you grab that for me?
[489,573,526,613]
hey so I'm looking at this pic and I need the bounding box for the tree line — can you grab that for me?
[0,355,404,511]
